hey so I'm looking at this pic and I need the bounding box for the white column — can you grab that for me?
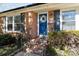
[60,10,63,30]
[6,17,8,32]
[13,16,14,32]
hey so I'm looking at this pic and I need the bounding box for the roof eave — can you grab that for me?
[0,3,46,14]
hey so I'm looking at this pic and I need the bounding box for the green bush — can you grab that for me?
[46,44,57,56]
[0,34,16,46]
[48,31,79,48]
[48,31,79,55]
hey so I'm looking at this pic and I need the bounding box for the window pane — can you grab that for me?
[20,24,25,32]
[14,24,24,32]
[7,17,13,23]
[62,21,75,30]
[14,15,21,23]
[14,24,20,31]
[62,10,75,20]
[7,24,13,31]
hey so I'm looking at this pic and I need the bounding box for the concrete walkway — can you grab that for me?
[14,51,40,56]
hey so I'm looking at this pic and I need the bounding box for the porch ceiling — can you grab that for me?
[0,3,79,17]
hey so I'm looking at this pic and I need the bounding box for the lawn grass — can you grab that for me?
[0,44,17,56]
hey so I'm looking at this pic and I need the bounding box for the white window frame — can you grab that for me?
[5,15,23,33]
[60,9,76,30]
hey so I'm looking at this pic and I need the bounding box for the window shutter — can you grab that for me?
[54,10,60,31]
[21,13,25,32]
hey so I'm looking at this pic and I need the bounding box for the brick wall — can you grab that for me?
[25,11,37,38]
[48,11,54,32]
[0,17,4,34]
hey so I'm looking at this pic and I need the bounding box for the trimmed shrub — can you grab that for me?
[48,31,79,48]
[46,44,57,56]
[48,31,79,55]
[0,34,16,46]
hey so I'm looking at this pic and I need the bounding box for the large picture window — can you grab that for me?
[5,15,24,32]
[62,10,75,30]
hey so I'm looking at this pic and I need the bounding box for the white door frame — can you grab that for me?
[37,12,48,36]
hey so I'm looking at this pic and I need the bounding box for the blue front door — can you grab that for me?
[39,13,47,35]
